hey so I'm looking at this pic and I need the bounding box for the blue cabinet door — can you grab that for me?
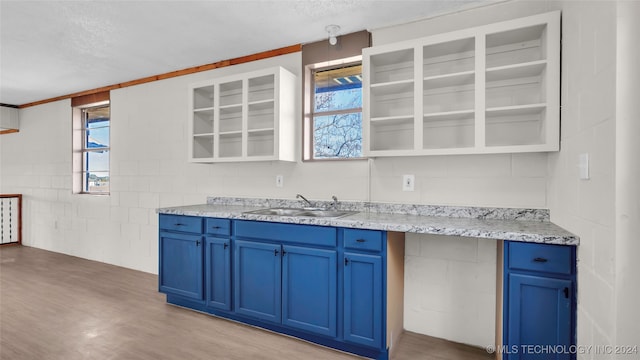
[159,232,203,300]
[282,245,337,337]
[234,240,282,323]
[343,252,383,349]
[507,273,572,360]
[205,237,231,311]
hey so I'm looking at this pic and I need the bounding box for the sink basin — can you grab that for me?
[245,208,305,216]
[243,207,357,219]
[296,210,357,218]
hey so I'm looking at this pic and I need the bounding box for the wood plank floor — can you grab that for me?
[0,246,493,360]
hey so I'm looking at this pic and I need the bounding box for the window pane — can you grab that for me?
[84,105,110,148]
[83,171,109,193]
[84,150,109,172]
[86,122,110,148]
[314,65,362,112]
[313,113,362,158]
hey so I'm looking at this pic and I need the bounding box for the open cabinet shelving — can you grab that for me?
[363,11,560,157]
[188,66,296,162]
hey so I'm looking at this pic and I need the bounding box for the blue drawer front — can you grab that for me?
[234,221,336,247]
[508,241,573,275]
[344,229,383,252]
[205,218,231,236]
[159,214,202,234]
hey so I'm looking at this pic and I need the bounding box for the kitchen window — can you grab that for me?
[72,92,110,195]
[301,30,370,161]
[309,63,363,159]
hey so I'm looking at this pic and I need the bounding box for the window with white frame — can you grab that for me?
[302,30,369,161]
[308,62,363,159]
[73,101,110,194]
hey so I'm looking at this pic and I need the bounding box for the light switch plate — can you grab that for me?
[578,154,590,180]
[276,175,284,188]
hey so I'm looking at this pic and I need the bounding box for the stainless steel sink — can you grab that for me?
[296,210,357,218]
[243,207,357,218]
[245,208,305,216]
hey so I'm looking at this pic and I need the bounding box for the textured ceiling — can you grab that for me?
[0,0,491,106]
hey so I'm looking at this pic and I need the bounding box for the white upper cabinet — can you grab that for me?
[363,11,560,156]
[188,66,297,162]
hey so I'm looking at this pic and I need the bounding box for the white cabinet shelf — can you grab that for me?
[188,67,296,162]
[363,11,560,156]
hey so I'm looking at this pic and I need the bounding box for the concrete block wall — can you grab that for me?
[371,0,560,347]
[404,234,497,346]
[545,2,619,358]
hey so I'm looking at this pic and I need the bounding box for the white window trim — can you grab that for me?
[72,100,110,195]
[303,55,366,161]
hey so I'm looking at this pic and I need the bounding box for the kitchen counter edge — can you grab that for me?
[157,204,579,246]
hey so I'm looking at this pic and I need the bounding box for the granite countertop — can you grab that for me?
[157,197,579,246]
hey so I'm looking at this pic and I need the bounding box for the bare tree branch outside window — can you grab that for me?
[312,64,363,159]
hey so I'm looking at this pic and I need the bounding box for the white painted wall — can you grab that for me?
[614,0,640,350]
[0,0,635,353]
[545,1,620,359]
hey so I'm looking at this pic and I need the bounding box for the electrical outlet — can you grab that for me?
[402,174,415,191]
[275,175,284,188]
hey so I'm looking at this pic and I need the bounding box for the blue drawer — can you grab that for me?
[344,229,383,252]
[234,221,336,247]
[159,214,202,234]
[205,218,231,236]
[508,241,573,275]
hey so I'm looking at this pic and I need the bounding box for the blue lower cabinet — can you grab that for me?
[504,241,576,360]
[205,237,231,311]
[343,252,383,349]
[507,274,572,360]
[282,245,337,337]
[160,217,391,359]
[159,231,204,300]
[234,240,282,323]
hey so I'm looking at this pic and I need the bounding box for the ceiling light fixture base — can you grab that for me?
[325,24,341,45]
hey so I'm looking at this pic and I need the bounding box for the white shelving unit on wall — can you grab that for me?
[188,66,296,162]
[363,11,560,157]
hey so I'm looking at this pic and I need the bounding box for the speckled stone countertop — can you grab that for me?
[157,197,579,245]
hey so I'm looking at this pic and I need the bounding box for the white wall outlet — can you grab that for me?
[578,153,590,180]
[402,174,415,191]
[275,175,284,188]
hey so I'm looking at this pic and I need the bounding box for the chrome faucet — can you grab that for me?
[296,194,313,208]
[331,195,339,210]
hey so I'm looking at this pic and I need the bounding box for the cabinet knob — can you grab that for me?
[356,239,366,243]
[344,258,349,266]
[223,243,228,249]
[533,257,548,263]
[563,287,569,299]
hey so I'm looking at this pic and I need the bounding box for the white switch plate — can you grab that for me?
[276,175,284,188]
[402,174,415,191]
[578,153,590,180]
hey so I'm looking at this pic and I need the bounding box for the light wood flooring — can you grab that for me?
[0,246,493,360]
